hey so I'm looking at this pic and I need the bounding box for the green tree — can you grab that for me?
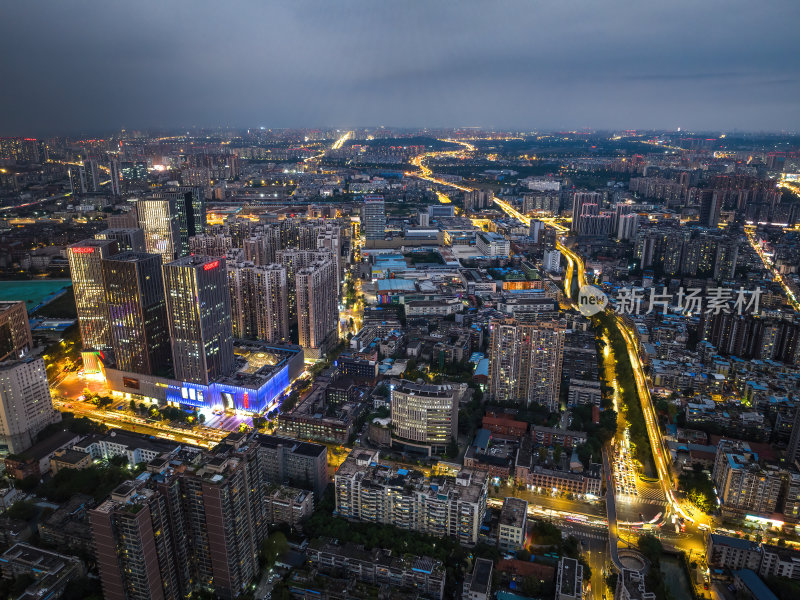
[260,531,288,568]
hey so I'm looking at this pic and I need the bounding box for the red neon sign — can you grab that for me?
[203,260,220,271]
[71,247,94,254]
[243,392,249,410]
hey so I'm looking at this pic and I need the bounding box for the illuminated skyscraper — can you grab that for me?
[295,255,338,359]
[488,317,565,411]
[137,198,181,263]
[227,262,289,343]
[162,255,234,385]
[0,301,33,362]
[94,228,146,253]
[151,186,206,256]
[67,239,119,354]
[102,252,171,375]
[362,195,385,240]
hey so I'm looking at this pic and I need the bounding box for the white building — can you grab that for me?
[476,231,509,257]
[544,249,562,273]
[0,358,61,453]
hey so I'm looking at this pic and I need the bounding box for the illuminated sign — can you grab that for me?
[203,260,220,271]
[71,247,95,254]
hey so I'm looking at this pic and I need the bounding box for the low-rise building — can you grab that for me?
[50,448,92,474]
[707,534,762,571]
[556,557,583,600]
[463,558,493,600]
[0,543,84,600]
[616,568,655,600]
[266,485,313,526]
[335,450,487,546]
[307,539,445,600]
[498,497,528,552]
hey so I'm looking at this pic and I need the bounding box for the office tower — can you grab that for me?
[83,159,100,192]
[90,483,188,600]
[107,207,138,229]
[189,233,232,257]
[617,213,639,241]
[389,379,458,456]
[68,239,119,353]
[0,302,33,362]
[571,191,601,233]
[0,357,60,453]
[227,262,289,343]
[102,252,171,375]
[109,158,122,196]
[334,450,488,546]
[162,255,234,385]
[151,186,206,256]
[295,255,338,359]
[700,191,723,227]
[138,198,181,263]
[488,317,566,410]
[95,228,146,253]
[68,165,87,195]
[362,195,385,240]
[712,440,783,515]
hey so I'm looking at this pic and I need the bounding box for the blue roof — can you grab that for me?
[496,592,537,600]
[733,569,778,600]
[473,429,491,450]
[376,279,416,291]
[475,358,490,378]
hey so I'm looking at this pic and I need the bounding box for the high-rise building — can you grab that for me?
[0,358,60,453]
[571,192,601,233]
[90,483,188,600]
[108,158,122,196]
[102,252,171,376]
[227,262,289,343]
[488,317,566,410]
[295,255,338,359]
[276,249,332,321]
[389,379,458,456]
[151,186,206,256]
[83,159,100,192]
[543,249,562,273]
[68,239,119,354]
[616,213,639,241]
[0,301,33,362]
[91,434,276,600]
[700,191,723,227]
[68,164,87,195]
[316,222,343,283]
[362,195,385,240]
[254,434,329,499]
[189,233,232,257]
[94,228,146,253]
[712,440,783,516]
[162,255,234,385]
[0,137,41,163]
[335,450,488,546]
[107,207,138,229]
[137,198,181,263]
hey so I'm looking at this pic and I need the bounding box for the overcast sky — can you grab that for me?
[1,1,799,136]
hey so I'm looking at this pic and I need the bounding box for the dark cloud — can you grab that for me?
[0,0,798,135]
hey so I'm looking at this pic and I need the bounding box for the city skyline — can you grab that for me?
[1,1,799,136]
